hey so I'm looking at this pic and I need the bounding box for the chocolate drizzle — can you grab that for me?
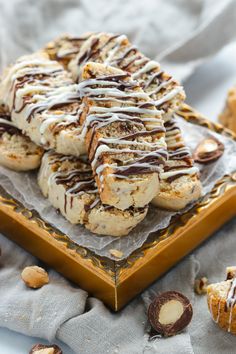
[78,69,168,183]
[0,114,20,136]
[72,32,183,113]
[4,54,83,147]
[69,32,196,183]
[49,154,98,214]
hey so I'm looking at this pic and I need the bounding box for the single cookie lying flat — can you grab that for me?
[0,52,85,156]
[0,106,43,171]
[38,151,148,236]
[79,62,167,210]
[219,86,236,134]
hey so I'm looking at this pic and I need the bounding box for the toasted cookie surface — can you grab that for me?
[79,62,167,210]
[38,151,148,236]
[0,52,85,156]
[207,278,236,334]
[0,106,43,171]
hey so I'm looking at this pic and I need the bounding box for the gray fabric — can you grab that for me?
[0,0,236,81]
[1,220,236,354]
[0,0,236,353]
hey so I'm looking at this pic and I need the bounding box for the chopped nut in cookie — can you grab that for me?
[29,344,62,354]
[193,137,224,164]
[21,266,49,289]
[194,277,208,295]
[148,291,193,337]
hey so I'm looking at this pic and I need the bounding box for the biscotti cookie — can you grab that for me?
[0,52,85,156]
[0,105,43,171]
[207,267,236,335]
[152,117,202,210]
[219,87,236,134]
[67,32,185,119]
[79,62,167,210]
[38,151,148,236]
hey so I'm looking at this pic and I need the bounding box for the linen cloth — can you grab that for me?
[0,0,236,353]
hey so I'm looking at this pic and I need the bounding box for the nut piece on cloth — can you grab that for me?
[207,267,236,334]
[194,277,208,295]
[21,266,49,289]
[30,344,62,354]
[219,87,236,134]
[148,291,193,337]
[193,137,224,164]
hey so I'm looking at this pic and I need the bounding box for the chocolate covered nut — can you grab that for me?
[193,137,224,164]
[29,344,62,354]
[226,266,236,280]
[148,291,193,337]
[194,277,208,295]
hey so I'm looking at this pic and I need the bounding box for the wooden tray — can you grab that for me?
[0,104,236,311]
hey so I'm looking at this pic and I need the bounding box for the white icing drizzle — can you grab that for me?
[152,87,183,108]
[226,278,236,331]
[104,35,127,64]
[78,72,167,183]
[160,167,199,180]
[132,60,159,79]
[71,32,184,114]
[45,152,146,217]
[2,53,82,148]
[0,117,16,127]
[68,32,196,183]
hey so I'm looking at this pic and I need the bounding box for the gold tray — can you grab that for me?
[0,104,236,311]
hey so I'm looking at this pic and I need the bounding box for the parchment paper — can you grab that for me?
[0,116,236,260]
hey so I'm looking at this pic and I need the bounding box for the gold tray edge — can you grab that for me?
[0,103,236,310]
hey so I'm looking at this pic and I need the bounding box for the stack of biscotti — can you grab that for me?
[45,32,202,210]
[0,31,202,237]
[0,52,152,236]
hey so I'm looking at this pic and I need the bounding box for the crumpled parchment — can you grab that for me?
[0,116,235,260]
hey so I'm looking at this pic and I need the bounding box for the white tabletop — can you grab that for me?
[0,42,236,354]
